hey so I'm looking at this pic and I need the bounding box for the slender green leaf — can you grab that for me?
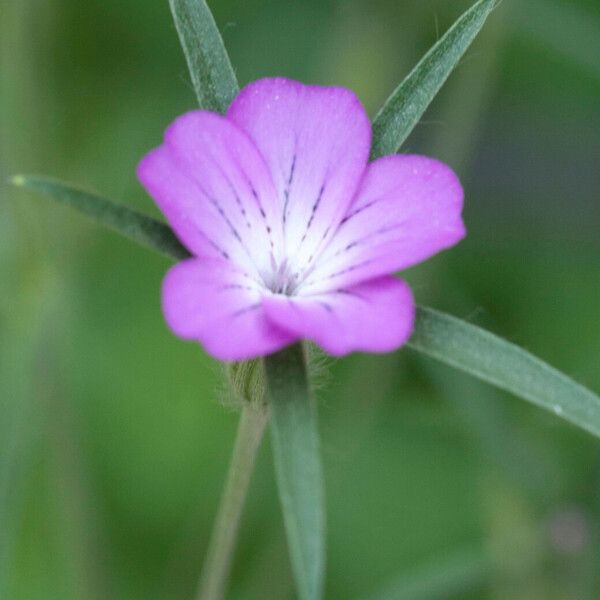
[169,0,239,113]
[10,175,190,260]
[11,177,600,439]
[264,344,325,600]
[408,306,600,438]
[371,0,495,158]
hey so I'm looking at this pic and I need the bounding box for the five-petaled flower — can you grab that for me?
[137,78,465,361]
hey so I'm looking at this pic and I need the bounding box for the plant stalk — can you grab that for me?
[196,404,268,600]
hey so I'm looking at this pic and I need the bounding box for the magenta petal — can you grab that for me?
[303,155,465,293]
[227,78,371,274]
[162,258,296,361]
[137,111,283,279]
[137,80,467,361]
[263,277,415,356]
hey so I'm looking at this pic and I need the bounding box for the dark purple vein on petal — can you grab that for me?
[231,303,261,318]
[318,301,333,313]
[333,289,370,303]
[186,173,267,275]
[327,221,408,260]
[163,143,260,265]
[168,144,267,272]
[218,283,257,292]
[339,195,386,226]
[304,183,326,234]
[228,150,277,252]
[186,227,230,260]
[303,258,375,288]
[282,151,297,226]
[207,153,253,229]
[327,259,374,278]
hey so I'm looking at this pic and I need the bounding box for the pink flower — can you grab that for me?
[137,78,465,361]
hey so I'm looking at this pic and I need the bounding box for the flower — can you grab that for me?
[137,78,465,361]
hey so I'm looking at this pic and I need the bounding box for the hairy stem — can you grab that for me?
[196,404,268,600]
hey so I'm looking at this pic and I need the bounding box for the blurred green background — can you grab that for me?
[1,0,599,598]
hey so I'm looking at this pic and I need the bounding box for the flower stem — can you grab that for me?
[196,403,268,600]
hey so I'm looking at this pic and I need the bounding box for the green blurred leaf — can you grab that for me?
[264,344,325,600]
[408,307,600,439]
[169,0,239,113]
[514,0,600,81]
[12,177,600,440]
[364,547,489,600]
[371,0,495,159]
[10,175,190,260]
[13,175,326,598]
[196,405,268,600]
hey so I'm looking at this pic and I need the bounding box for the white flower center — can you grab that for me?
[263,255,316,296]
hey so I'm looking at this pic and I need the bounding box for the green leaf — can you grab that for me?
[511,0,600,79]
[10,175,190,260]
[514,0,600,81]
[264,344,325,600]
[408,306,600,438]
[169,0,239,113]
[371,0,495,159]
[12,177,600,439]
[364,547,489,600]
